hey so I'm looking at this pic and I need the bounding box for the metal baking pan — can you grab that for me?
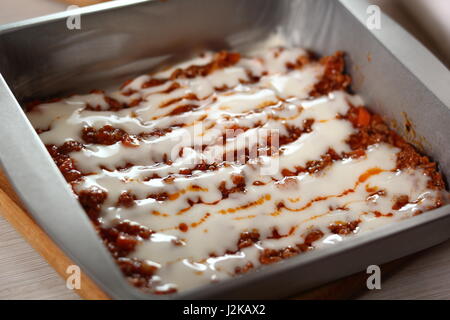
[1,0,449,299]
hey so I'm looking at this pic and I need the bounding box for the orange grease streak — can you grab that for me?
[191,213,211,228]
[282,167,384,212]
[219,194,271,215]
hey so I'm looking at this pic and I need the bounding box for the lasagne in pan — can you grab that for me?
[26,46,448,294]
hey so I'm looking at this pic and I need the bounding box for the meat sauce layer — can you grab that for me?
[26,46,448,294]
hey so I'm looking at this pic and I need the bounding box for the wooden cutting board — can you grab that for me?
[0,171,109,300]
[0,170,405,300]
[58,0,110,6]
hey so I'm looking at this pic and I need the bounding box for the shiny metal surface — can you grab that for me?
[0,0,449,299]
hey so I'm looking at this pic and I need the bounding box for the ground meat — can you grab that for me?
[278,119,315,147]
[103,96,125,111]
[58,140,83,154]
[99,220,153,258]
[138,127,174,139]
[146,192,169,201]
[275,177,299,191]
[82,125,177,147]
[237,231,260,249]
[114,220,153,239]
[303,229,325,246]
[286,54,312,70]
[346,109,391,150]
[366,189,387,202]
[219,174,246,199]
[280,148,341,177]
[168,104,198,116]
[310,51,351,97]
[117,191,137,208]
[117,257,158,291]
[159,93,199,109]
[259,229,326,265]
[396,145,445,189]
[81,125,136,146]
[235,262,254,275]
[170,51,240,80]
[78,187,107,223]
[304,148,342,174]
[178,161,219,176]
[328,220,361,235]
[45,142,83,183]
[259,247,299,265]
[142,78,167,89]
[392,195,410,210]
[83,94,141,111]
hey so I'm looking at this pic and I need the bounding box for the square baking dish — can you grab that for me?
[1,0,450,299]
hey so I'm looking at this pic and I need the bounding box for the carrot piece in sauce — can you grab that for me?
[356,107,371,127]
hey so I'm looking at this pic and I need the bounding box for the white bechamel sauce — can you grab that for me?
[26,47,446,293]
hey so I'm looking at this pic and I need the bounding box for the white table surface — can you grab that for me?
[0,0,449,300]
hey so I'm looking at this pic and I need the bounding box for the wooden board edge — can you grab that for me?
[57,0,111,7]
[0,172,109,300]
